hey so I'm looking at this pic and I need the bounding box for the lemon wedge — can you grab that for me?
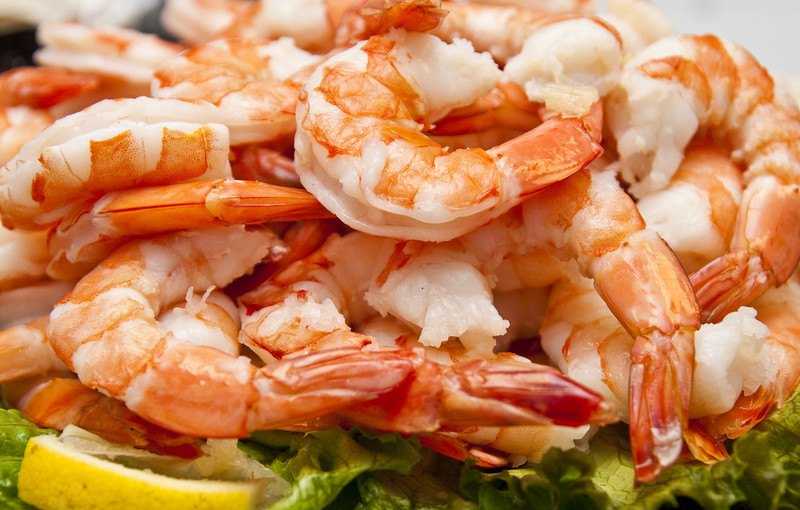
[17,432,281,510]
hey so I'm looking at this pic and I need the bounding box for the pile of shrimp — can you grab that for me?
[1,0,799,486]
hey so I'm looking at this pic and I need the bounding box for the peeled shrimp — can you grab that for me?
[46,178,331,280]
[295,29,602,241]
[0,223,49,290]
[35,22,183,94]
[607,35,800,321]
[0,280,74,328]
[0,106,53,167]
[686,277,800,459]
[0,97,232,229]
[636,143,743,273]
[153,38,319,146]
[2,288,242,457]
[160,0,251,45]
[47,225,588,438]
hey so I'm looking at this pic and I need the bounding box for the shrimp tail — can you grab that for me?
[417,433,510,468]
[342,355,617,433]
[442,357,618,427]
[5,376,204,459]
[629,328,694,482]
[492,102,604,197]
[690,180,800,322]
[684,421,729,464]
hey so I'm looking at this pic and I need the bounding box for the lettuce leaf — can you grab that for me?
[240,393,800,509]
[0,409,57,510]
[242,428,422,510]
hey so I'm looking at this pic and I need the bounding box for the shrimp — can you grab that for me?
[161,0,252,45]
[0,67,100,110]
[600,0,672,54]
[636,143,743,273]
[36,226,431,436]
[539,272,781,466]
[0,280,74,328]
[4,376,205,459]
[686,277,800,459]
[237,230,508,359]
[294,29,603,242]
[607,35,800,321]
[356,314,593,468]
[34,22,183,95]
[152,38,320,146]
[0,106,53,167]
[1,288,243,457]
[0,223,49,291]
[517,168,699,482]
[464,0,595,14]
[45,178,332,280]
[0,97,232,230]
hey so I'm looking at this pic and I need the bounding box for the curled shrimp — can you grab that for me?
[685,276,800,460]
[0,106,53,167]
[34,22,183,94]
[295,29,603,241]
[153,38,320,146]
[236,222,615,432]
[636,143,743,273]
[2,288,242,457]
[607,34,800,321]
[45,177,331,280]
[0,97,232,229]
[161,0,252,45]
[44,226,489,437]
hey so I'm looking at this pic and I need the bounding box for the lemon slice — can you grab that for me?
[18,434,273,510]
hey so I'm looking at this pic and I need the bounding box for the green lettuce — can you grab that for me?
[0,409,57,510]
[239,392,800,509]
[242,428,422,510]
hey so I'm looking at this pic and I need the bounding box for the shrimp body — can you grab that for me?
[46,178,332,280]
[636,144,743,273]
[0,224,49,291]
[153,38,320,145]
[608,35,800,321]
[295,30,602,241]
[0,97,232,230]
[43,226,435,437]
[0,106,53,167]
[35,22,183,92]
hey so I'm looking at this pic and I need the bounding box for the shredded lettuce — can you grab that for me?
[0,409,57,510]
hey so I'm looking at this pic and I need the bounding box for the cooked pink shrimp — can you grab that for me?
[0,223,49,291]
[153,38,320,145]
[0,67,100,110]
[465,0,594,14]
[2,288,243,458]
[686,276,800,459]
[35,227,425,436]
[5,376,205,459]
[517,168,699,482]
[636,143,743,273]
[0,280,74,328]
[0,97,232,230]
[607,35,800,322]
[0,317,66,383]
[357,314,593,467]
[45,178,332,280]
[161,0,252,45]
[295,30,603,241]
[0,106,53,167]
[34,22,183,96]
